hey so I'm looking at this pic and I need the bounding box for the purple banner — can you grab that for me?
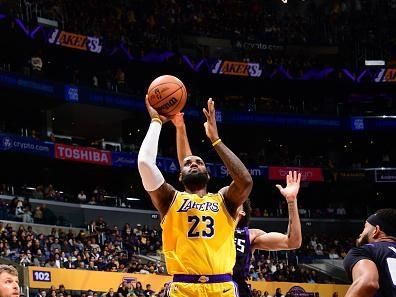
[0,133,54,158]
[111,152,137,168]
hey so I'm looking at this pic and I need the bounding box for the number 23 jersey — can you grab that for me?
[161,191,237,275]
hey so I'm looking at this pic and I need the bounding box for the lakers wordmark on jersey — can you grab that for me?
[161,191,237,275]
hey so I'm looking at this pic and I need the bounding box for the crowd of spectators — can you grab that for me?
[1,0,395,130]
[251,203,348,220]
[33,282,161,297]
[0,218,162,271]
[244,233,355,285]
[0,198,58,225]
[297,234,355,263]
[0,185,357,227]
[0,195,357,268]
[8,0,396,56]
[0,1,393,295]
[0,185,135,215]
[4,110,396,171]
[0,0,394,90]
[249,257,329,284]
[1,114,394,222]
[33,283,339,297]
[0,217,353,287]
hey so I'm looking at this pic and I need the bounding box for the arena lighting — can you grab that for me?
[126,197,140,201]
[363,167,395,171]
[365,115,396,119]
[25,187,36,190]
[365,60,385,66]
[37,17,58,28]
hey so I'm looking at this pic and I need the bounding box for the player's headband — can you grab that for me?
[366,213,396,237]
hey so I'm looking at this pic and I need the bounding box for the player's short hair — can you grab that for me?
[0,264,18,277]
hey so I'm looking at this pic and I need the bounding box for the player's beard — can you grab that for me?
[356,233,370,247]
[182,171,209,191]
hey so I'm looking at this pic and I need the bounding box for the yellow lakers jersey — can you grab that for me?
[161,191,237,275]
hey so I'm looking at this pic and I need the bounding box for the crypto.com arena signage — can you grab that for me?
[0,133,54,157]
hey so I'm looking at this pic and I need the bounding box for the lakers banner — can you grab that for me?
[211,60,262,77]
[375,68,396,82]
[28,268,349,296]
[48,29,102,53]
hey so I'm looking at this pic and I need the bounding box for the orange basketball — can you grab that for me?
[147,75,187,117]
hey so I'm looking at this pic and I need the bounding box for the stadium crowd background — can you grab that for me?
[0,0,395,297]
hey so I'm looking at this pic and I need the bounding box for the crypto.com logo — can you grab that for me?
[1,137,13,150]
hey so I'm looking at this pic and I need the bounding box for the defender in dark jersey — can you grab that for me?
[233,181,302,297]
[344,208,396,297]
[233,224,252,297]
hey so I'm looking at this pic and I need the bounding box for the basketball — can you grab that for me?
[147,75,187,117]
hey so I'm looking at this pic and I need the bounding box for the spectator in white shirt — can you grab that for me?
[329,248,340,259]
[78,191,87,203]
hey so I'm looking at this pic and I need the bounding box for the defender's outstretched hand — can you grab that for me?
[202,98,219,142]
[171,112,185,128]
[276,171,301,202]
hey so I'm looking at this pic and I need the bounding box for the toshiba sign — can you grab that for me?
[269,166,324,182]
[55,144,111,166]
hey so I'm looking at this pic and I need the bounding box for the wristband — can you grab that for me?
[151,117,162,125]
[212,138,222,147]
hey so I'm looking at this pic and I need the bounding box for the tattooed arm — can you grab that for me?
[202,98,253,217]
[250,171,302,251]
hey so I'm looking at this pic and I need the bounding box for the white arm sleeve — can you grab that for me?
[138,121,165,191]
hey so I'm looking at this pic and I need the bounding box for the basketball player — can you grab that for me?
[0,265,20,297]
[343,208,396,297]
[172,113,302,297]
[138,97,253,297]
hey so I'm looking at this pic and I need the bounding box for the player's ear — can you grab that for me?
[179,172,182,182]
[372,225,381,238]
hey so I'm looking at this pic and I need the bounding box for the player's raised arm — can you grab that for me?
[138,95,176,218]
[250,171,302,251]
[171,113,192,168]
[202,98,253,217]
